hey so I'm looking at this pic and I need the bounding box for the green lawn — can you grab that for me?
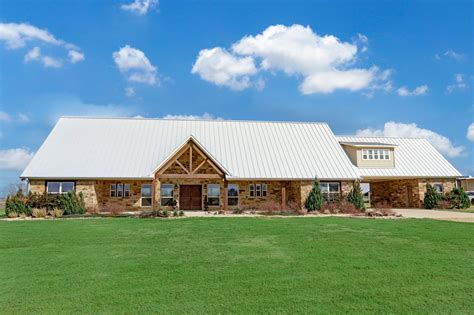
[1,217,473,313]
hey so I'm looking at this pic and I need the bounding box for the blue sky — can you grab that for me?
[0,0,472,196]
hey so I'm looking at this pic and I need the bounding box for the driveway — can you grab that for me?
[395,209,474,223]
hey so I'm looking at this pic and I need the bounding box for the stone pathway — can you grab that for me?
[394,209,474,223]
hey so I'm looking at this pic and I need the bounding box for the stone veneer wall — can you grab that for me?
[300,180,354,209]
[370,178,456,208]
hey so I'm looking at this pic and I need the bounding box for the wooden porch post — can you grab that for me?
[281,185,286,210]
[224,180,228,211]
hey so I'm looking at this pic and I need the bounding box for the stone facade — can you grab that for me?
[300,180,354,208]
[371,178,456,208]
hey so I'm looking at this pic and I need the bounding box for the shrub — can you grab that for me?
[346,181,365,210]
[61,192,85,215]
[7,211,18,218]
[5,190,31,217]
[52,208,64,218]
[32,208,47,218]
[444,187,470,209]
[424,184,441,209]
[256,200,281,214]
[437,200,452,210]
[304,177,324,211]
[178,210,185,217]
[232,208,244,214]
[161,210,170,217]
[103,204,126,216]
[173,210,179,217]
[338,201,360,214]
[321,202,339,214]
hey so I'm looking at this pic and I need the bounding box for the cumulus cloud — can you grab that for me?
[356,121,464,157]
[397,85,429,96]
[467,123,474,142]
[0,148,35,171]
[113,45,158,85]
[192,24,390,95]
[0,22,84,66]
[192,47,257,90]
[121,0,158,15]
[162,112,223,120]
[125,87,136,97]
[68,50,85,63]
[23,46,63,68]
[446,73,467,93]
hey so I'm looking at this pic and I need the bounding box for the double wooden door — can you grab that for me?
[179,185,202,210]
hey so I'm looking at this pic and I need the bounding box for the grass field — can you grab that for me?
[1,217,473,313]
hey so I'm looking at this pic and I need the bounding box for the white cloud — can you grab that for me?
[162,112,223,120]
[0,148,34,170]
[23,46,63,68]
[193,24,390,95]
[68,50,85,63]
[113,45,158,85]
[24,46,41,62]
[0,111,29,123]
[447,73,467,93]
[0,22,84,66]
[0,111,12,122]
[0,22,63,49]
[444,50,465,61]
[121,0,158,15]
[397,84,429,96]
[467,123,474,142]
[356,121,464,157]
[125,87,136,97]
[191,47,257,90]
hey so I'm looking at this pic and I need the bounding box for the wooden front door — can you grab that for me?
[179,185,202,210]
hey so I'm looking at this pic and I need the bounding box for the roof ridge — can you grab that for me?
[336,134,428,140]
[59,116,329,125]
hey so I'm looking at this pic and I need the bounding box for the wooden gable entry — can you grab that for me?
[156,140,225,179]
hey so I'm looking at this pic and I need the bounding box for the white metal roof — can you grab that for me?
[337,136,461,178]
[21,117,361,180]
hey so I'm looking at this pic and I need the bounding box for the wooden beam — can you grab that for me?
[189,145,193,173]
[157,174,222,179]
[224,186,228,211]
[281,186,286,210]
[175,160,190,174]
[192,159,208,174]
[191,144,224,175]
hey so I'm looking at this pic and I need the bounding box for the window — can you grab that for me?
[228,184,239,206]
[362,149,391,160]
[110,183,130,198]
[160,184,174,206]
[433,184,443,193]
[117,184,123,197]
[207,184,220,206]
[249,184,255,197]
[249,183,268,198]
[256,184,262,197]
[141,184,152,207]
[320,182,340,202]
[47,182,74,194]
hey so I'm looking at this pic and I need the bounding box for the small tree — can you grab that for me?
[347,181,365,210]
[424,184,441,209]
[304,177,324,211]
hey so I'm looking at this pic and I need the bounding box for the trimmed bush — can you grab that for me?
[424,184,441,209]
[347,181,365,210]
[304,177,324,212]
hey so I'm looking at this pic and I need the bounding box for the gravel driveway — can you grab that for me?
[395,209,474,223]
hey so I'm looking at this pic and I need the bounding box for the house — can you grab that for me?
[20,117,461,210]
[458,177,474,192]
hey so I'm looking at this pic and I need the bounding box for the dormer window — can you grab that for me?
[362,149,390,160]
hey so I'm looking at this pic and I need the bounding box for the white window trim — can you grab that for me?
[362,149,391,161]
[46,181,75,194]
